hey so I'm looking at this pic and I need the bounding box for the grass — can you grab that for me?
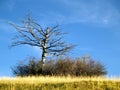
[0,76,120,90]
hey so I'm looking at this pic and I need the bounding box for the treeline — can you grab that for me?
[12,56,107,76]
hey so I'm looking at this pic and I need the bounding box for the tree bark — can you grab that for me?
[41,28,49,67]
[41,47,47,66]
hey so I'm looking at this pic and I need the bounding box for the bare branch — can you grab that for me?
[11,41,41,47]
[32,21,45,35]
[9,15,75,66]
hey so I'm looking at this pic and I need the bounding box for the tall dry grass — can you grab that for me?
[0,76,120,90]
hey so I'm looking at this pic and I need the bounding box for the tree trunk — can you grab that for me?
[41,28,49,67]
[41,47,47,66]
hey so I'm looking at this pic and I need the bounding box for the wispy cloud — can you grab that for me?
[2,0,120,27]
[7,0,16,11]
[0,20,15,33]
[41,0,120,27]
[0,0,16,11]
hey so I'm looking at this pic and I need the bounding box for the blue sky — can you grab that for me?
[1,0,120,76]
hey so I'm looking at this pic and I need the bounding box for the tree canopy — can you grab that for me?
[9,15,74,66]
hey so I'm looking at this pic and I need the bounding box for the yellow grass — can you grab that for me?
[0,76,120,90]
[0,76,120,83]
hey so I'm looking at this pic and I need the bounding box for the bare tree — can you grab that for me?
[9,15,74,67]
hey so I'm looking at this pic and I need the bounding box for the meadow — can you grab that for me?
[0,76,120,90]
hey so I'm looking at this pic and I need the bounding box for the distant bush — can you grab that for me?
[75,57,106,76]
[12,56,107,76]
[53,58,75,76]
[12,57,42,76]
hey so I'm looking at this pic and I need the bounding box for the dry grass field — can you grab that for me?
[0,76,120,90]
